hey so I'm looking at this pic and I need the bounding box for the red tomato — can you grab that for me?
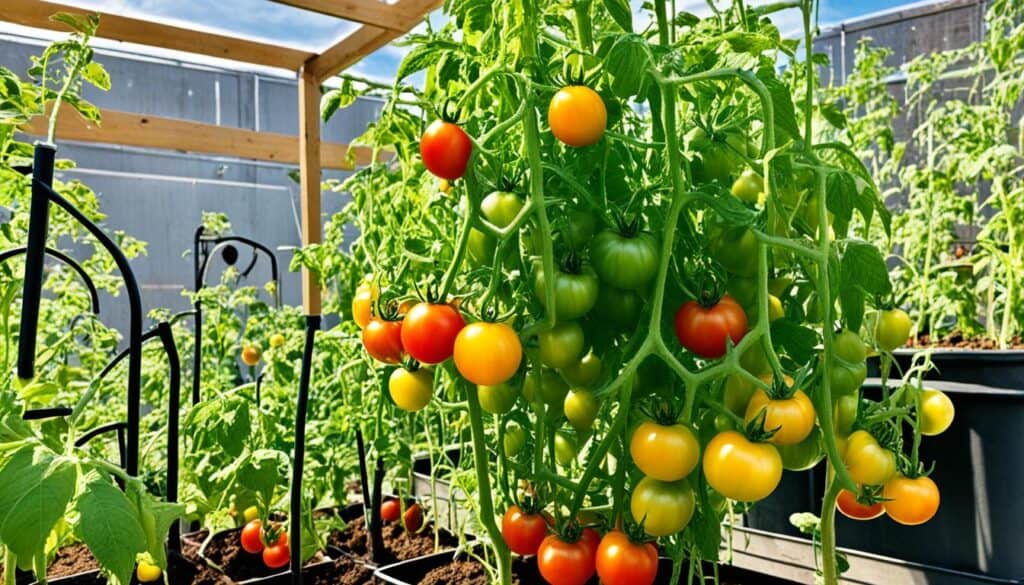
[674,295,748,358]
[420,120,472,180]
[403,503,424,532]
[240,519,264,554]
[401,302,465,364]
[595,531,658,585]
[836,489,884,520]
[381,499,401,522]
[579,527,600,557]
[501,506,549,556]
[537,534,597,585]
[261,531,289,569]
[362,318,404,363]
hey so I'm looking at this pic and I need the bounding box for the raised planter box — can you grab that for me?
[868,348,1024,389]
[746,379,1024,583]
[373,548,803,584]
[411,446,472,534]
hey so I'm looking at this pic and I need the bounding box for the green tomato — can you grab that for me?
[478,383,518,414]
[731,169,763,204]
[834,330,867,363]
[833,394,859,436]
[876,309,912,351]
[708,222,758,277]
[481,190,524,227]
[564,389,599,432]
[534,264,600,321]
[594,286,643,331]
[504,423,528,457]
[688,127,746,184]
[777,426,825,471]
[467,228,496,266]
[829,361,867,397]
[727,276,758,313]
[590,230,659,290]
[560,351,602,387]
[739,343,771,376]
[554,432,578,466]
[524,370,570,405]
[538,321,586,369]
[630,477,696,537]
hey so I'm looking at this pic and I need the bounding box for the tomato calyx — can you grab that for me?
[553,518,590,545]
[743,407,782,443]
[619,519,656,547]
[638,398,682,427]
[560,251,587,275]
[609,209,644,239]
[262,521,286,548]
[852,484,888,507]
[437,99,464,124]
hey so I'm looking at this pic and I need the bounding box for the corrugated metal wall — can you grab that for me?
[2,32,381,331]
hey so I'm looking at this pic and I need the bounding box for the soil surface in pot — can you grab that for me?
[910,332,1024,350]
[1,543,101,585]
[327,514,460,566]
[303,556,373,585]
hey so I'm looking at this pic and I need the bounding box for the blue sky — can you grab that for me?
[64,0,921,81]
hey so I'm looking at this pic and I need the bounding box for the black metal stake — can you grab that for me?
[0,247,101,314]
[157,322,182,552]
[289,315,319,585]
[369,458,385,565]
[16,143,55,381]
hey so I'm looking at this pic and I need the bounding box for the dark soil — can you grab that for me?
[1,543,102,585]
[910,331,1024,350]
[419,558,532,585]
[304,556,374,585]
[175,536,237,585]
[186,528,329,582]
[326,514,460,567]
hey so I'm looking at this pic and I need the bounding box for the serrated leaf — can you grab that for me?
[839,286,865,332]
[841,240,891,296]
[49,12,98,35]
[770,319,819,364]
[604,34,650,99]
[691,189,757,226]
[82,62,110,91]
[77,475,147,585]
[723,32,773,54]
[0,447,77,563]
[237,449,286,508]
[602,0,633,31]
[820,101,847,129]
[396,44,443,83]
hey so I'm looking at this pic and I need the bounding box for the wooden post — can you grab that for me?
[298,67,322,316]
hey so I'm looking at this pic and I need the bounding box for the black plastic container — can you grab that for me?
[746,379,1024,582]
[373,549,802,584]
[868,349,1024,389]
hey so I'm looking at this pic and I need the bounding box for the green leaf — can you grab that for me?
[321,82,357,123]
[825,170,856,235]
[82,62,110,91]
[237,449,287,508]
[690,189,757,226]
[130,486,185,570]
[839,285,865,332]
[840,240,892,296]
[756,67,801,144]
[77,475,147,585]
[770,319,819,364]
[603,35,650,99]
[0,447,77,563]
[49,12,99,36]
[819,102,847,129]
[602,0,633,31]
[396,44,443,83]
[723,32,773,54]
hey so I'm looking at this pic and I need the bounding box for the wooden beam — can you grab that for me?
[305,0,442,82]
[4,0,313,70]
[21,108,376,170]
[298,69,323,315]
[270,0,414,32]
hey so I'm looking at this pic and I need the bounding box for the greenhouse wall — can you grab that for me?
[1,28,379,331]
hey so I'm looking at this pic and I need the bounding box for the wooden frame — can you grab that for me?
[3,0,437,315]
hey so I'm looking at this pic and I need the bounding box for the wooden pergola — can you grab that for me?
[5,0,439,315]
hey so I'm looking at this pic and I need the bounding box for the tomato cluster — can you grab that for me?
[240,519,290,569]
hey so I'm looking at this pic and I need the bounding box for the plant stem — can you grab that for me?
[464,384,512,585]
[654,0,670,46]
[4,548,17,585]
[820,473,842,585]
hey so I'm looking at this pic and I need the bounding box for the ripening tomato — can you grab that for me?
[842,430,897,486]
[883,475,940,526]
[595,531,658,585]
[401,302,465,364]
[241,345,261,366]
[502,506,549,556]
[269,334,285,349]
[589,230,659,290]
[537,534,597,585]
[548,86,607,147]
[674,295,748,359]
[836,489,884,520]
[876,308,913,351]
[352,281,377,328]
[478,383,518,414]
[744,386,816,446]
[403,503,424,532]
[560,351,602,387]
[136,561,162,583]
[707,223,758,277]
[731,169,764,204]
[362,318,404,364]
[919,389,955,436]
[454,322,522,385]
[534,264,600,321]
[703,431,782,502]
[564,389,599,432]
[262,531,289,569]
[389,367,433,412]
[777,426,825,471]
[240,519,264,553]
[630,477,696,537]
[381,499,401,522]
[243,506,259,522]
[579,527,600,557]
[538,321,586,369]
[554,432,578,467]
[420,120,472,180]
[630,421,700,481]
